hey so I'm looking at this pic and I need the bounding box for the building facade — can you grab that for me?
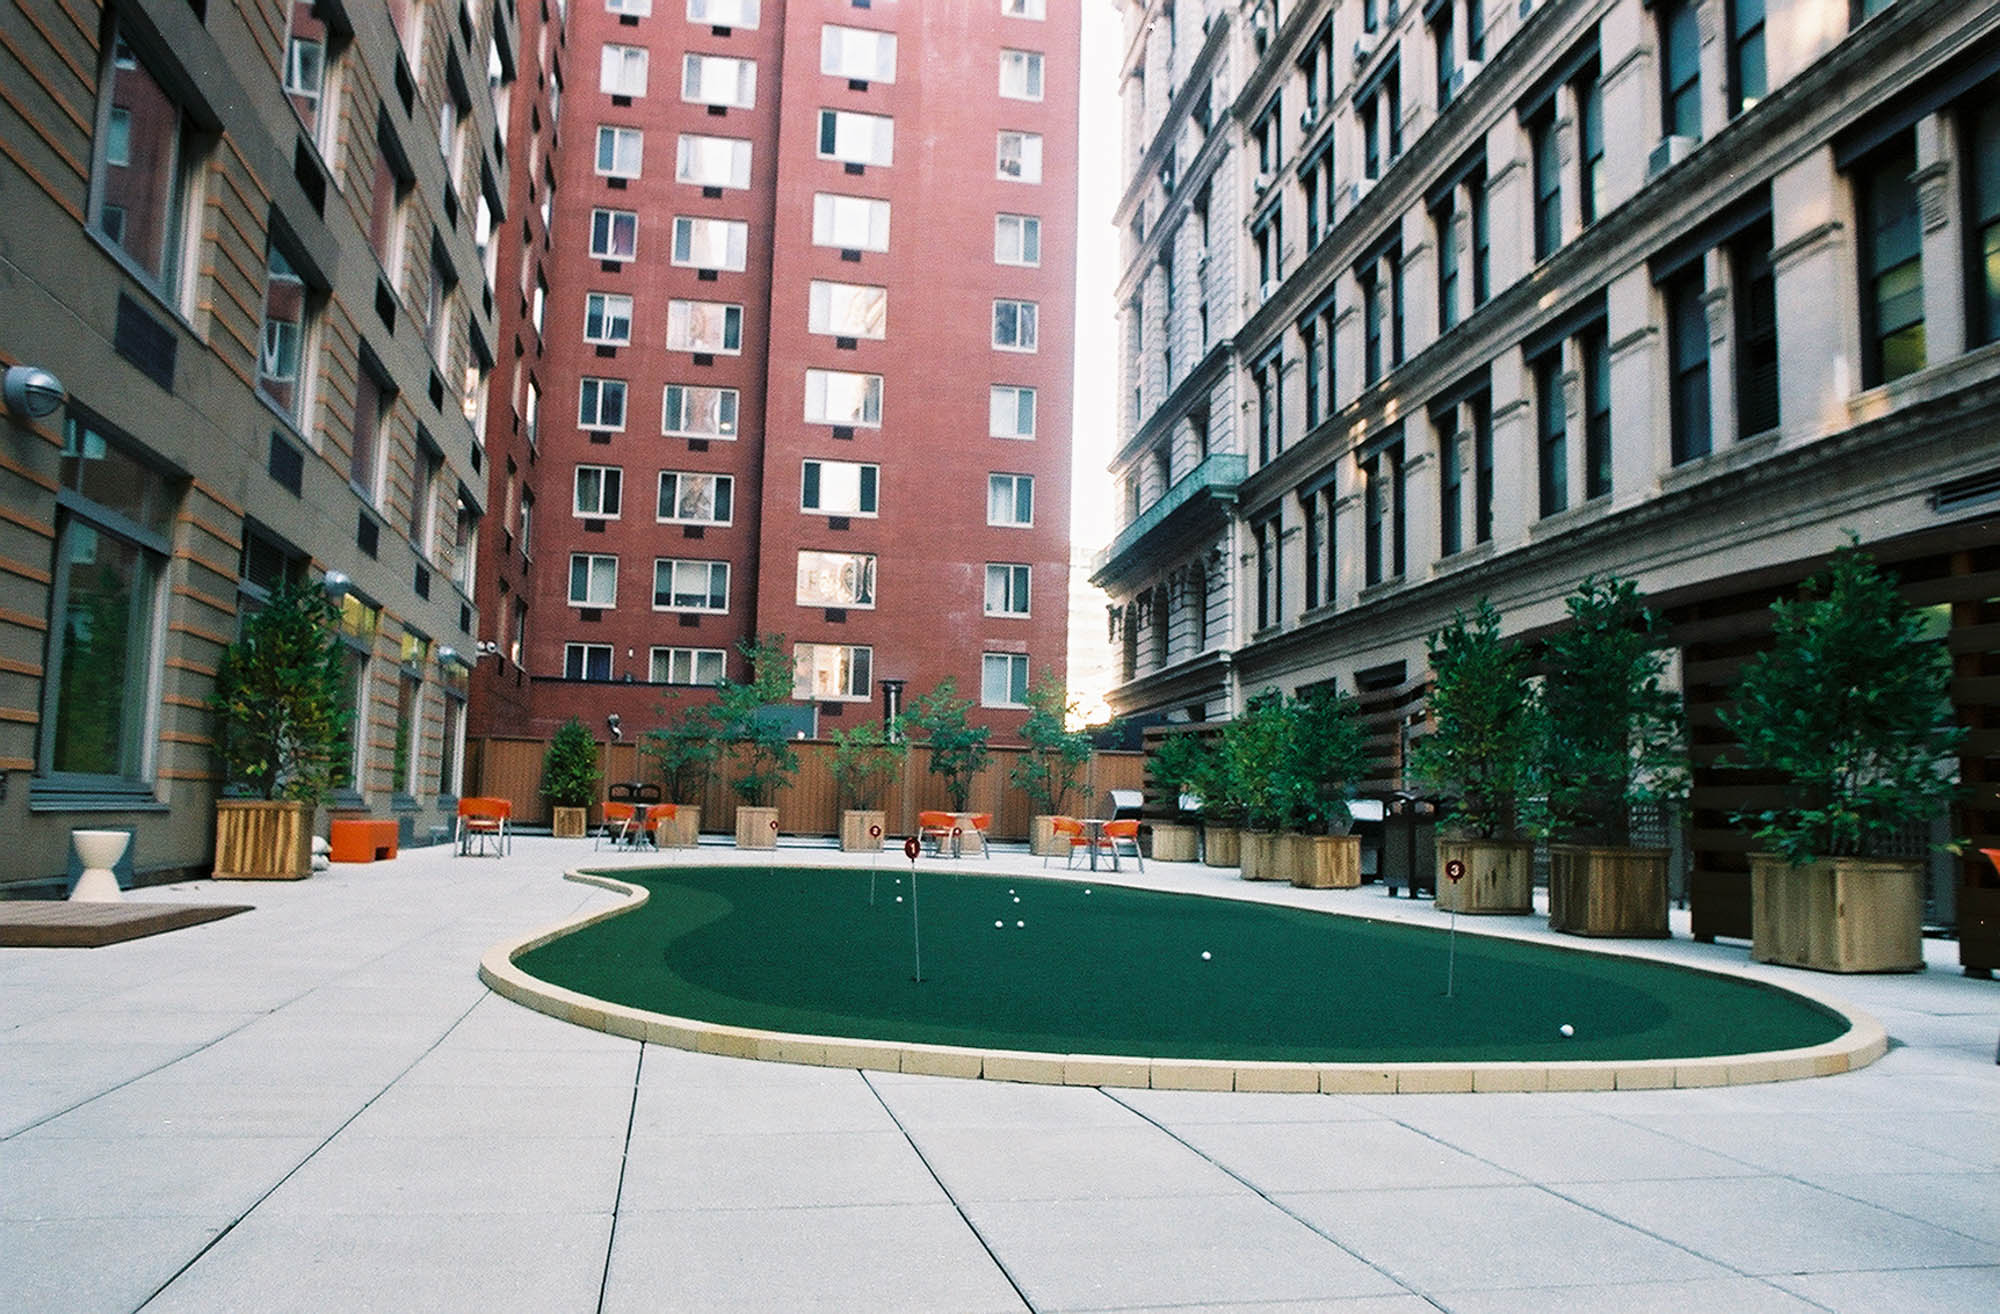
[1102,0,2000,946]
[471,0,1079,751]
[0,0,514,887]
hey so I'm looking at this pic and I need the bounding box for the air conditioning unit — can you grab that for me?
[1345,177,1376,209]
[1449,61,1483,98]
[1352,33,1377,72]
[1159,160,1176,194]
[1253,170,1275,193]
[1299,103,1319,132]
[1648,134,1698,179]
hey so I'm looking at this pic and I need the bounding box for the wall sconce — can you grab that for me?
[2,365,66,420]
[436,646,459,666]
[606,712,622,742]
[321,570,351,600]
[476,639,500,657]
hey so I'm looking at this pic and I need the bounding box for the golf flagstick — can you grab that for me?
[902,835,923,982]
[868,824,884,904]
[1443,858,1465,999]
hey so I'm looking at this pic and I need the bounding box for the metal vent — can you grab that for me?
[1933,467,2000,513]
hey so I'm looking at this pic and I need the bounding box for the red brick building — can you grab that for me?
[472,0,1078,745]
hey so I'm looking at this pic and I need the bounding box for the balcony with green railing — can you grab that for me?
[1091,452,1246,587]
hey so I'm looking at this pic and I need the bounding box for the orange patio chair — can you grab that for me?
[1044,816,1088,868]
[1100,819,1144,871]
[455,797,512,857]
[967,812,994,859]
[596,800,637,850]
[917,810,957,857]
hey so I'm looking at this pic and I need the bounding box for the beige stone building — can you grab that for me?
[0,1,511,888]
[1101,0,2000,961]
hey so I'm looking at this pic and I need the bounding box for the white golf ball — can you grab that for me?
[896,896,903,903]
[1012,896,1020,903]
[1559,1024,1575,1038]
[995,920,1004,928]
[1016,920,1025,928]
[1202,951,1212,961]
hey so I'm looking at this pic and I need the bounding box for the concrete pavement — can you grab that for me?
[3,837,1995,1313]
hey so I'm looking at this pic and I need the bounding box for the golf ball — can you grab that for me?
[1012,896,1020,903]
[896,896,903,903]
[996,920,1004,928]
[1559,1024,1575,1038]
[1202,951,1212,961]
[1016,920,1025,928]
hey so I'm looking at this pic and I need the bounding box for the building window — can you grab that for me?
[585,292,633,345]
[671,215,750,271]
[794,643,872,700]
[577,377,628,431]
[38,417,174,787]
[1434,198,1460,333]
[999,49,1044,100]
[992,300,1038,351]
[283,2,336,153]
[818,109,894,166]
[1437,413,1463,557]
[438,660,466,797]
[351,364,390,502]
[1434,6,1456,109]
[675,133,752,189]
[982,653,1029,707]
[813,193,891,250]
[1359,63,1401,180]
[653,558,730,611]
[574,465,623,519]
[804,368,884,426]
[1728,0,1766,118]
[596,125,643,178]
[990,385,1036,438]
[1302,485,1329,609]
[90,29,197,302]
[392,634,426,798]
[565,643,613,680]
[601,44,650,97]
[1733,217,1780,436]
[1254,513,1282,629]
[332,593,378,790]
[652,646,726,686]
[1666,267,1712,463]
[1360,438,1405,585]
[985,563,1031,617]
[1577,70,1605,226]
[519,490,534,560]
[687,0,759,27]
[1581,323,1612,499]
[1534,351,1567,515]
[1001,0,1046,20]
[1301,314,1326,428]
[1471,387,1493,544]
[1968,99,2000,347]
[590,208,639,260]
[995,214,1041,265]
[523,377,540,447]
[1255,351,1282,463]
[1856,134,1925,387]
[1301,149,1335,248]
[1470,168,1491,306]
[1531,111,1562,261]
[569,553,618,607]
[797,550,876,608]
[662,384,739,438]
[808,280,888,338]
[1361,265,1385,385]
[258,245,315,422]
[997,131,1043,182]
[801,459,879,515]
[1660,0,1702,141]
[682,53,756,108]
[657,471,734,525]
[988,473,1034,526]
[666,299,744,353]
[1253,211,1282,293]
[609,0,654,15]
[822,24,897,82]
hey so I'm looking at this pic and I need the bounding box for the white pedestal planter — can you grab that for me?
[70,830,130,902]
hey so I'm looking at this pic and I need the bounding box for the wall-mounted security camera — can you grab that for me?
[3,365,66,420]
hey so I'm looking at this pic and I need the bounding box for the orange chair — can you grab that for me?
[1044,816,1089,868]
[917,810,957,857]
[645,803,680,851]
[596,801,638,850]
[967,812,993,859]
[455,797,511,857]
[1100,819,1144,871]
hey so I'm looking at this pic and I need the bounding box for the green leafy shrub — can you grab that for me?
[1408,601,1541,839]
[830,719,906,810]
[1010,674,1091,815]
[541,717,602,810]
[211,579,352,806]
[905,678,991,811]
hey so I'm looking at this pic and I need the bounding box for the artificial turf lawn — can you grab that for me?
[515,865,1850,1064]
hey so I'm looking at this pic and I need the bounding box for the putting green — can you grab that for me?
[513,866,1849,1064]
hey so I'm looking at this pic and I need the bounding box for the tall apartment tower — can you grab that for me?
[474,0,1079,749]
[1104,1,2000,958]
[1,1,513,887]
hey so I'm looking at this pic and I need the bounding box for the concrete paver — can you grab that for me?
[1,837,1995,1312]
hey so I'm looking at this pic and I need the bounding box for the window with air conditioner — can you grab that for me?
[675,133,752,189]
[656,471,734,525]
[662,384,739,438]
[808,281,888,338]
[804,369,884,426]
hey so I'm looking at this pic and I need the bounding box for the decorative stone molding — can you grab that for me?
[1702,286,1731,347]
[1913,161,1951,234]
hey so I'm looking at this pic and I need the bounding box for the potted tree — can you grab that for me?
[1226,690,1294,881]
[718,635,800,849]
[1150,728,1240,866]
[1724,543,1961,972]
[1011,674,1091,857]
[1278,686,1368,889]
[830,719,906,852]
[540,717,601,838]
[1537,576,1689,937]
[905,678,992,816]
[641,698,722,847]
[210,578,351,879]
[1409,602,1542,914]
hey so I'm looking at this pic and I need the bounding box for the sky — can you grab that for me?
[1069,3,1123,553]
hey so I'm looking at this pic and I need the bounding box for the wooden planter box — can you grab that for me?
[1290,833,1361,888]
[550,806,588,839]
[1029,814,1060,857]
[1751,854,1924,973]
[1240,831,1284,881]
[214,800,312,880]
[1146,822,1198,862]
[1203,826,1241,868]
[1435,838,1535,914]
[734,806,779,849]
[657,804,700,849]
[1548,844,1670,937]
[840,810,886,853]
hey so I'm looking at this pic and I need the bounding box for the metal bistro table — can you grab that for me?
[1080,819,1115,870]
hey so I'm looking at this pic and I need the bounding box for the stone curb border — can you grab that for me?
[478,869,1890,1094]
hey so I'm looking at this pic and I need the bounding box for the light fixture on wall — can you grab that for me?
[437,646,459,666]
[476,639,500,657]
[606,712,622,742]
[321,570,352,600]
[2,365,66,420]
